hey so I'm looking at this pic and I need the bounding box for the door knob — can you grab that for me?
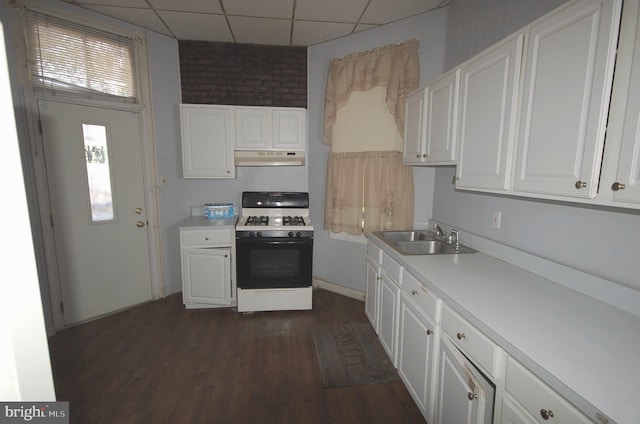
[135,207,143,214]
[136,221,145,228]
[611,182,626,191]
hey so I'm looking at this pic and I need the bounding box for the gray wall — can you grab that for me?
[435,0,640,293]
[308,9,448,292]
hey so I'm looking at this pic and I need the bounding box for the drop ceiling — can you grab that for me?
[62,0,449,46]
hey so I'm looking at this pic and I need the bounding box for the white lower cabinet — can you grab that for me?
[378,269,401,366]
[505,357,593,424]
[365,244,382,333]
[502,393,539,424]
[180,227,234,308]
[435,336,494,424]
[397,290,438,422]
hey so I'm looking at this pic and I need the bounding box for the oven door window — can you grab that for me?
[236,238,312,289]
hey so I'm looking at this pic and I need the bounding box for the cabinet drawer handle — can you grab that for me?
[456,332,466,340]
[611,182,626,191]
[426,329,433,336]
[574,180,587,189]
[540,409,554,420]
[411,290,418,296]
[467,392,477,401]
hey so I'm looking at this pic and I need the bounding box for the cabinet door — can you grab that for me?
[403,89,426,164]
[235,107,268,150]
[424,69,460,164]
[435,337,494,424]
[398,293,438,423]
[182,247,231,305]
[365,256,381,333]
[456,34,523,191]
[272,109,305,150]
[180,105,235,179]
[378,271,400,366]
[501,394,537,424]
[514,0,621,198]
[610,0,640,204]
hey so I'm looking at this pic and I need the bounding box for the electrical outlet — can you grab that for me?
[492,211,502,229]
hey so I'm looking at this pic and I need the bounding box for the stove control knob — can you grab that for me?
[249,232,255,238]
[288,231,294,237]
[256,232,262,238]
[296,231,302,238]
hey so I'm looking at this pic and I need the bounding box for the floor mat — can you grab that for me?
[312,323,399,388]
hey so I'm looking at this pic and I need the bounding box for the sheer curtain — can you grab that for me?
[323,40,419,235]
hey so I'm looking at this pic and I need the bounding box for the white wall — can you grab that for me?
[308,9,448,292]
[434,0,640,293]
[0,20,55,401]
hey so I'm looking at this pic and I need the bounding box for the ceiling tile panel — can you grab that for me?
[76,0,148,7]
[228,16,291,45]
[292,21,354,46]
[295,0,368,22]
[222,0,293,19]
[83,6,171,36]
[147,0,222,14]
[362,0,442,24]
[158,11,233,42]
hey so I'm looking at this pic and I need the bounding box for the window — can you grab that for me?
[82,123,115,222]
[26,11,138,102]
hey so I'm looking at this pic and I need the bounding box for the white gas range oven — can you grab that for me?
[235,191,313,312]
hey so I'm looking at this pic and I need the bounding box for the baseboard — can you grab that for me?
[313,278,365,302]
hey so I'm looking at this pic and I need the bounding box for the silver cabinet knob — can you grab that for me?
[540,409,554,420]
[426,329,433,335]
[467,392,477,401]
[612,182,626,191]
[416,154,420,158]
[456,332,466,340]
[411,290,418,296]
[575,180,587,189]
[422,153,428,158]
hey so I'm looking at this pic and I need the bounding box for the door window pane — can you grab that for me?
[82,123,114,222]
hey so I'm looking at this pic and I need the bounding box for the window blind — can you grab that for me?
[26,11,138,102]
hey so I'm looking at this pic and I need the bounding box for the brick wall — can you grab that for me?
[178,41,307,108]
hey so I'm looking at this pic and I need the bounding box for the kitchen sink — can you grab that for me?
[373,230,476,255]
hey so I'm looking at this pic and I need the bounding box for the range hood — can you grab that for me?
[234,150,305,166]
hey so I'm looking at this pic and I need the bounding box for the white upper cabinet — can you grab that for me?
[600,0,640,205]
[513,0,622,198]
[403,89,425,164]
[403,69,460,165]
[180,104,235,179]
[271,108,306,150]
[455,33,524,191]
[234,106,305,151]
[235,107,268,150]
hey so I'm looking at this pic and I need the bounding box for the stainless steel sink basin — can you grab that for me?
[373,230,476,255]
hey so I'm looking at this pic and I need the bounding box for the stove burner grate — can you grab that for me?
[246,216,269,226]
[283,216,306,226]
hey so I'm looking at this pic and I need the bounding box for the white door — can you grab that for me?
[424,68,460,164]
[456,34,524,191]
[38,99,152,325]
[514,0,621,198]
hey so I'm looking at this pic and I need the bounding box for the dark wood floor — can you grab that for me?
[48,289,425,424]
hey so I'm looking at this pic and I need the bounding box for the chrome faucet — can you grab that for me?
[449,228,460,247]
[434,224,446,240]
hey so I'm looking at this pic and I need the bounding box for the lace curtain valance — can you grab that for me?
[323,39,420,146]
[323,40,419,235]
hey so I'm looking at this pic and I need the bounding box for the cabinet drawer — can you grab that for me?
[367,241,382,264]
[506,358,593,424]
[402,270,439,321]
[180,229,232,247]
[441,304,500,377]
[381,252,402,284]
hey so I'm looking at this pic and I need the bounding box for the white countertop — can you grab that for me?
[178,215,238,230]
[366,232,640,424]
